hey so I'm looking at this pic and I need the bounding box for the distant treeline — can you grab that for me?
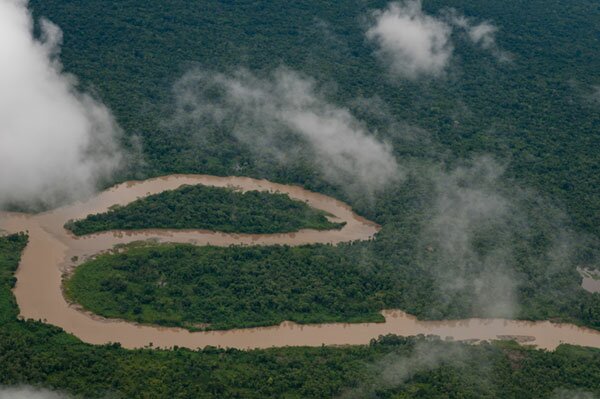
[1,235,600,398]
[65,185,343,235]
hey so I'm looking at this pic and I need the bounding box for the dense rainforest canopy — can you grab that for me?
[19,0,600,334]
[3,0,599,396]
[28,0,600,237]
[1,235,600,398]
[65,243,391,330]
[65,185,342,235]
[66,240,600,331]
[24,0,600,328]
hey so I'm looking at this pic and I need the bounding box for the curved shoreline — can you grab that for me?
[1,174,599,351]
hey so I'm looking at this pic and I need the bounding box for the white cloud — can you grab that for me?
[448,12,511,61]
[172,68,402,197]
[467,22,497,49]
[366,0,453,79]
[0,0,125,208]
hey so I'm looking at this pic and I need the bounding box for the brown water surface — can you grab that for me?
[578,267,600,294]
[1,175,599,351]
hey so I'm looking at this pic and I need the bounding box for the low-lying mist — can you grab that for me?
[422,157,518,318]
[339,339,495,398]
[0,386,68,399]
[170,68,403,199]
[417,156,595,319]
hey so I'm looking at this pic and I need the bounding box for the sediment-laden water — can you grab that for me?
[579,267,600,294]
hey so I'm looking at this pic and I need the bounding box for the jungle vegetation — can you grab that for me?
[27,0,600,239]
[64,185,343,235]
[65,238,600,331]
[65,243,389,330]
[6,0,600,396]
[1,235,600,398]
[24,0,600,329]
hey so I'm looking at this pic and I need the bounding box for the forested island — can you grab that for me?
[65,243,390,330]
[65,239,600,331]
[65,185,343,235]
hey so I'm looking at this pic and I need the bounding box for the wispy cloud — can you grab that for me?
[171,68,402,197]
[422,157,519,317]
[447,11,512,62]
[0,386,69,399]
[366,0,453,79]
[420,155,593,319]
[552,389,598,399]
[339,340,479,398]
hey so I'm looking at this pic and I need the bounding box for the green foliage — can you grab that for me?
[27,0,600,239]
[66,231,600,331]
[1,235,600,398]
[22,0,600,332]
[64,185,342,236]
[65,243,391,329]
[0,233,27,323]
[6,0,600,394]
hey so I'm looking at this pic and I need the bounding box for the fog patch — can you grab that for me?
[339,340,480,398]
[366,0,453,79]
[350,95,431,145]
[422,157,519,318]
[419,155,596,319]
[171,68,402,198]
[0,0,126,209]
[552,389,598,399]
[0,386,69,399]
[447,11,512,62]
[467,22,498,49]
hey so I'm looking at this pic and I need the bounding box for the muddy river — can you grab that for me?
[1,175,599,351]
